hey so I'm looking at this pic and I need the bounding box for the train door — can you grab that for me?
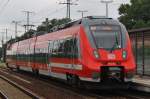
[66,35,80,85]
[47,40,53,75]
[64,37,75,72]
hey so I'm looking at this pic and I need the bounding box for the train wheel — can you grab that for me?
[35,69,39,76]
[32,68,35,74]
[16,66,20,72]
[32,69,39,76]
[66,74,71,85]
[67,74,80,87]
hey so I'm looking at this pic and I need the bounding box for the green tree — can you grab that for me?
[118,0,150,30]
[6,18,71,43]
[37,18,71,32]
[0,47,2,59]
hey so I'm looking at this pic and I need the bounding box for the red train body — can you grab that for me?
[6,17,135,87]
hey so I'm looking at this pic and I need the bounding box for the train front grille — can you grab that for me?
[100,66,124,82]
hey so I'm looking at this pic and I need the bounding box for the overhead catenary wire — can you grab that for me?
[0,0,10,15]
[0,0,5,8]
[0,0,130,41]
[19,0,78,28]
[32,6,67,24]
[32,0,79,23]
[22,11,35,32]
[18,1,78,34]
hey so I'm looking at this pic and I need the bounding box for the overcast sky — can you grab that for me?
[0,0,130,45]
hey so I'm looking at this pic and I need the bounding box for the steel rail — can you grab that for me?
[0,90,8,99]
[0,75,42,99]
[117,91,147,99]
[1,68,150,99]
[0,68,107,99]
[10,69,149,99]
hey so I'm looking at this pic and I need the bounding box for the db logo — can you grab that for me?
[108,54,116,59]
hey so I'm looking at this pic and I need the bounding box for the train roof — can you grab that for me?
[50,16,119,32]
[6,16,122,46]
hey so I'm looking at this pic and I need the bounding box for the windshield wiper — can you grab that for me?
[110,32,119,53]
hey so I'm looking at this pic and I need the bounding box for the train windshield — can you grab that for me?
[90,25,121,50]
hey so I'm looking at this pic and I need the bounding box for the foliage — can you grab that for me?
[37,18,71,33]
[118,0,150,30]
[19,29,36,40]
[0,47,2,58]
[6,18,71,44]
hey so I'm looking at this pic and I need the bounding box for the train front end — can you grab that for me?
[80,16,136,85]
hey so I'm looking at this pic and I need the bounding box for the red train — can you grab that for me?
[6,16,135,88]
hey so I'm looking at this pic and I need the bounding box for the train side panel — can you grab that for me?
[6,43,18,68]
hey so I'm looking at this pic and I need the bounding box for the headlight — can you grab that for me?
[93,50,100,59]
[122,50,127,59]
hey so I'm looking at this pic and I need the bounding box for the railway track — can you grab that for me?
[0,67,150,99]
[0,68,94,99]
[21,71,150,99]
[0,74,42,99]
[117,91,146,99]
[83,88,149,99]
[0,90,8,99]
[35,70,150,99]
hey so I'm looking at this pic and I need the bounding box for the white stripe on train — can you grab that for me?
[50,63,82,70]
[8,63,101,82]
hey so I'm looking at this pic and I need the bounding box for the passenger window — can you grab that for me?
[73,38,78,57]
[68,39,73,54]
[48,37,79,58]
[63,39,69,54]
[48,41,53,53]
[52,40,60,57]
[63,38,72,57]
[58,40,64,55]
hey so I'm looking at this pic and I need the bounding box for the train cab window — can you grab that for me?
[90,25,122,50]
